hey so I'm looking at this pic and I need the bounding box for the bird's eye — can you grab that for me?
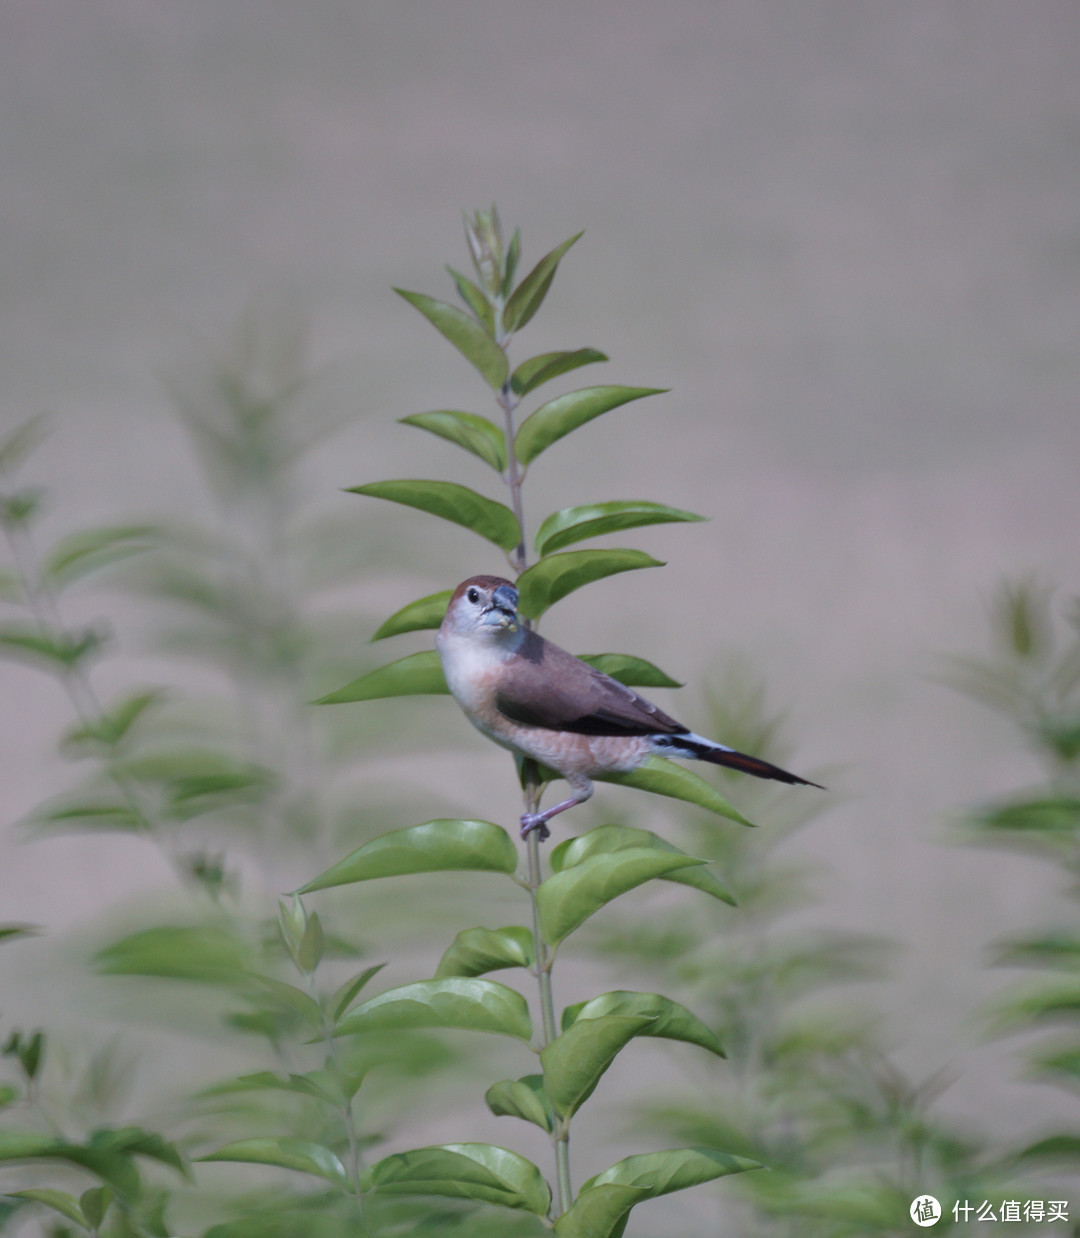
[466,587,480,604]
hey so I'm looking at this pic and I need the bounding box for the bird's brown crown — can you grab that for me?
[447,575,516,607]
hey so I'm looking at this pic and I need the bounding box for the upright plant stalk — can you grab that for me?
[496,337,572,1212]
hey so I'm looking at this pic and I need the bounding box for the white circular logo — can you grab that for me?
[910,1196,941,1227]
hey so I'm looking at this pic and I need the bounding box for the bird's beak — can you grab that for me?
[481,584,519,629]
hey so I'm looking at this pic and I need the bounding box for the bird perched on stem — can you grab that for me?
[437,575,821,840]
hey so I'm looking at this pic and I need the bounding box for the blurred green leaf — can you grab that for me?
[550,823,735,905]
[79,1185,112,1230]
[503,232,582,333]
[316,650,449,704]
[0,923,42,945]
[394,290,508,387]
[29,800,144,833]
[994,932,1080,970]
[0,488,43,528]
[502,227,521,295]
[577,653,682,689]
[399,411,506,472]
[556,1147,761,1237]
[202,1070,339,1105]
[60,690,165,755]
[328,964,387,1023]
[563,990,725,1057]
[367,1142,550,1215]
[44,525,156,588]
[435,926,534,979]
[0,1131,141,1198]
[990,982,1080,1028]
[0,622,103,671]
[0,414,49,475]
[536,848,705,945]
[346,480,520,551]
[515,386,666,466]
[485,1074,551,1131]
[0,1084,19,1108]
[599,755,755,826]
[516,549,663,620]
[1030,1046,1080,1083]
[446,265,495,333]
[299,819,517,893]
[510,348,607,397]
[335,978,533,1042]
[253,976,325,1030]
[96,925,253,984]
[198,1137,348,1188]
[535,501,705,556]
[372,590,453,641]
[1016,1133,1080,1164]
[7,1189,88,1228]
[296,912,325,973]
[541,1014,656,1117]
[0,567,21,602]
[968,794,1080,837]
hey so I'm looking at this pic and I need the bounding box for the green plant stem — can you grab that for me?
[496,361,572,1214]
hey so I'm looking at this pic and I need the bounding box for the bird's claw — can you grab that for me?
[519,813,550,842]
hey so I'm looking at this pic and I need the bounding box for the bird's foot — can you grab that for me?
[519,813,551,842]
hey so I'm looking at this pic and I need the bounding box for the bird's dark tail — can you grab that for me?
[652,732,824,788]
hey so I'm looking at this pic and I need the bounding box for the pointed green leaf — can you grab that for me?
[541,1014,656,1117]
[296,912,325,973]
[578,653,683,689]
[510,348,608,397]
[550,823,735,905]
[536,848,705,945]
[7,1189,88,1228]
[316,650,449,704]
[435,926,534,979]
[346,480,520,551]
[599,755,755,826]
[198,1137,348,1188]
[485,1074,551,1131]
[503,232,582,333]
[43,525,156,588]
[501,228,521,296]
[79,1185,112,1230]
[335,978,533,1042]
[96,925,253,984]
[253,976,325,1030]
[517,549,663,620]
[535,501,706,557]
[395,289,508,387]
[329,964,387,1022]
[0,414,49,475]
[446,265,495,333]
[563,991,725,1057]
[399,411,506,472]
[0,623,103,671]
[515,386,666,466]
[970,794,1080,837]
[371,590,453,641]
[299,819,517,893]
[201,1070,339,1104]
[0,924,41,945]
[0,1132,141,1198]
[556,1148,762,1237]
[367,1142,550,1215]
[1017,1134,1080,1164]
[60,690,165,754]
[29,801,144,832]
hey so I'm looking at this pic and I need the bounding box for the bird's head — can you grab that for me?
[442,575,521,640]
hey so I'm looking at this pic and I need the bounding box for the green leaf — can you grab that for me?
[367,1142,551,1216]
[1030,1046,1080,1083]
[29,800,144,833]
[7,1189,88,1228]
[435,926,534,979]
[515,386,666,466]
[316,650,449,704]
[328,964,387,1022]
[372,590,454,641]
[346,479,520,551]
[79,1185,112,1230]
[485,1074,552,1131]
[96,925,252,984]
[0,622,103,671]
[503,232,582,333]
[0,1083,20,1108]
[550,823,735,905]
[502,227,521,296]
[198,1137,348,1188]
[541,1014,656,1117]
[599,755,755,826]
[43,525,156,588]
[516,549,663,620]
[0,1132,141,1198]
[446,265,495,333]
[0,415,48,475]
[535,848,705,946]
[510,348,608,397]
[969,794,1080,837]
[577,654,683,689]
[0,567,21,602]
[562,991,724,1057]
[60,690,165,754]
[298,819,517,893]
[202,1070,339,1105]
[253,976,325,1030]
[399,411,507,472]
[297,912,325,973]
[995,932,1080,970]
[1017,1134,1080,1164]
[535,501,705,557]
[0,923,42,945]
[556,1147,761,1237]
[335,978,533,1042]
[394,289,508,387]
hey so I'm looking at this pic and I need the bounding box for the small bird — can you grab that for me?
[437,575,821,839]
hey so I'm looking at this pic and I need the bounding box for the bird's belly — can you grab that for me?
[506,727,651,779]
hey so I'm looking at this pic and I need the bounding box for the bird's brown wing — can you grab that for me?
[494,630,687,737]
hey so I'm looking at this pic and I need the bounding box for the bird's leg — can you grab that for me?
[519,795,584,841]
